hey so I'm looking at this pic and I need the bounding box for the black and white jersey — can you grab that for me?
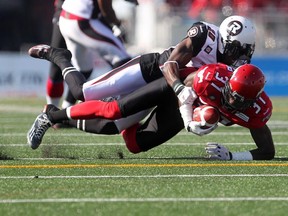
[139,21,220,83]
[186,21,220,68]
[62,0,100,19]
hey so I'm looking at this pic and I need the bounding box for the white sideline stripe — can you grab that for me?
[1,197,288,203]
[2,142,288,147]
[1,174,288,179]
[2,131,288,136]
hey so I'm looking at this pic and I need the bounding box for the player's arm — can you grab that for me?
[162,38,198,107]
[98,0,127,39]
[162,22,207,104]
[205,124,275,160]
[162,37,193,88]
[98,0,121,26]
[249,124,275,160]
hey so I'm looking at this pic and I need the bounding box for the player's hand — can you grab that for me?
[112,24,126,41]
[177,86,197,105]
[232,55,251,69]
[205,143,231,160]
[187,121,218,136]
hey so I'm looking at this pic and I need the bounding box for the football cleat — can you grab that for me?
[27,104,59,149]
[28,44,72,64]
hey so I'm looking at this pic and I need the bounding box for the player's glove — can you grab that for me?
[205,143,232,160]
[187,121,218,136]
[171,79,197,105]
[177,86,197,105]
[232,55,251,69]
[179,104,217,136]
[112,24,126,40]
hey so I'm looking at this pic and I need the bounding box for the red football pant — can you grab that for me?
[69,100,122,120]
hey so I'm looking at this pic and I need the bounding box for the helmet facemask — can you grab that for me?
[222,39,255,67]
[222,82,255,111]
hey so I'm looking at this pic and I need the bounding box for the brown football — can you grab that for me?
[192,105,220,129]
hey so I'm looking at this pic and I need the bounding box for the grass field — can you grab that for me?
[1,97,288,216]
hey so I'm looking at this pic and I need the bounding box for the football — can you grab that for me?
[192,105,220,129]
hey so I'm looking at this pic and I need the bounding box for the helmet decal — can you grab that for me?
[227,21,243,37]
[218,16,256,64]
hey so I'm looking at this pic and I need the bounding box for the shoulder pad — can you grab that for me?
[187,22,208,39]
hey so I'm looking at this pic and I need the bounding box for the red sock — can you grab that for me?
[69,100,122,120]
[46,78,64,97]
[122,124,141,153]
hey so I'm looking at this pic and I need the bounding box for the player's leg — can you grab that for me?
[26,77,172,149]
[46,0,66,107]
[46,23,66,106]
[59,17,132,103]
[61,69,93,109]
[81,56,145,101]
[28,44,146,102]
[42,77,172,124]
[122,89,184,153]
[66,108,150,135]
[29,45,87,101]
[59,33,94,108]
[81,19,131,66]
[67,118,119,135]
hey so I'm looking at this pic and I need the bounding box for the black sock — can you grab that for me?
[63,69,93,104]
[63,69,86,101]
[68,119,119,134]
[49,109,69,123]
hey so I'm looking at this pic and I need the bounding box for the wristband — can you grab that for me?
[231,151,253,160]
[172,80,185,95]
[163,61,179,69]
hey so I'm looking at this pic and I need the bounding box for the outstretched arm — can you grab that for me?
[98,0,126,39]
[98,0,121,26]
[205,124,275,160]
[249,124,275,160]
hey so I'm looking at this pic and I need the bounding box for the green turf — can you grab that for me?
[0,97,288,216]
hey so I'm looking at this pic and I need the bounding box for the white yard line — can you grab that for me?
[1,174,288,179]
[1,131,288,137]
[2,142,288,147]
[1,197,288,203]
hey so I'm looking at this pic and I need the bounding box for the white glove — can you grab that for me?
[232,55,251,69]
[179,103,192,129]
[179,104,217,135]
[177,87,197,105]
[112,24,126,38]
[205,143,231,160]
[187,121,218,136]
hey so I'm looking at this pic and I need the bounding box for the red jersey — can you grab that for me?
[193,63,273,129]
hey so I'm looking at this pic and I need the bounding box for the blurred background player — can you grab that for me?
[58,0,134,108]
[46,0,67,107]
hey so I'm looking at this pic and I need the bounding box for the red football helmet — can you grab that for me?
[222,64,266,110]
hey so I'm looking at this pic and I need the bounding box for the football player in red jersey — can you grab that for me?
[27,63,275,161]
[182,63,273,160]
